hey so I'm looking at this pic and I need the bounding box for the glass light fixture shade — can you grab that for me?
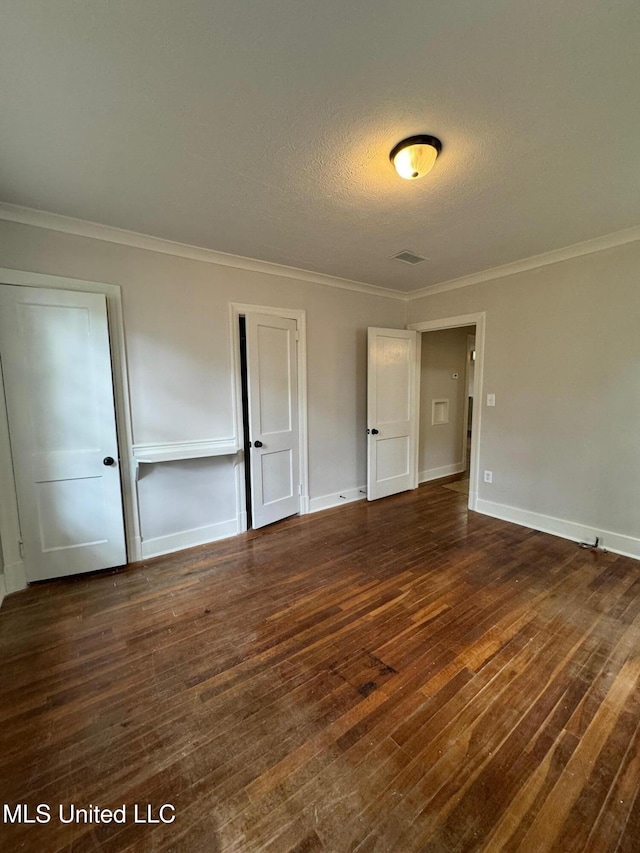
[390,135,442,180]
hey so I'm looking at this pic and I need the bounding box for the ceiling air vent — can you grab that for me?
[391,250,428,265]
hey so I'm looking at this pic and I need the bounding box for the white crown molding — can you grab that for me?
[406,225,640,300]
[0,202,405,302]
[2,202,638,304]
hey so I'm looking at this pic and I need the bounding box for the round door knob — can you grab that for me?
[103,456,115,466]
[253,440,263,448]
[371,429,379,435]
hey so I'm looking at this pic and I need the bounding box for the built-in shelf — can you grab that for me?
[132,439,239,464]
[431,398,450,426]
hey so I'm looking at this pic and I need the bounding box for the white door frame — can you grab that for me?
[0,269,141,593]
[229,303,309,532]
[460,332,476,474]
[408,312,486,511]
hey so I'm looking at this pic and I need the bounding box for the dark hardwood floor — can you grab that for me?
[1,481,640,852]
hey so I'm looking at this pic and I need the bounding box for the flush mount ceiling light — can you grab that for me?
[390,135,442,180]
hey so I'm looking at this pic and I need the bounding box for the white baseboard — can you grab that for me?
[309,485,367,514]
[476,499,640,561]
[140,519,239,560]
[419,462,465,484]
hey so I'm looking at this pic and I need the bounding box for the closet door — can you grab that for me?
[0,285,126,580]
[245,313,300,528]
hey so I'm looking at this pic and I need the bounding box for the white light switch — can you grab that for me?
[487,393,495,407]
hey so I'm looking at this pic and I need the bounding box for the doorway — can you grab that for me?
[409,313,485,511]
[417,325,476,496]
[230,303,309,531]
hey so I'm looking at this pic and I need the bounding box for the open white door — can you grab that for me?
[367,327,419,501]
[0,285,126,581]
[245,313,300,528]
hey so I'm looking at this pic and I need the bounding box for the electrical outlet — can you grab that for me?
[484,470,493,484]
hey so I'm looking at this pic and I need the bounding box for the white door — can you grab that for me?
[0,285,127,581]
[245,313,300,528]
[367,327,419,500]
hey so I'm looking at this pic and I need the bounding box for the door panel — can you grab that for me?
[245,313,299,528]
[375,435,411,482]
[256,324,294,434]
[37,477,108,550]
[0,285,127,580]
[375,335,412,423]
[367,327,418,500]
[261,449,294,505]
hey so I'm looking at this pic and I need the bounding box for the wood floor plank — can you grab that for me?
[1,481,639,852]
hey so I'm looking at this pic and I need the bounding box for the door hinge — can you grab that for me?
[18,539,24,559]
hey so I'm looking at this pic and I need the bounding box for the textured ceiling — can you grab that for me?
[1,1,638,292]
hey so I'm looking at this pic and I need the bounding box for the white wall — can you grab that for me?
[0,219,406,564]
[3,217,638,576]
[408,240,640,558]
[418,327,473,481]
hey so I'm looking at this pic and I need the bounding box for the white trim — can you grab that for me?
[0,561,26,604]
[133,438,239,464]
[418,462,465,484]
[412,331,421,489]
[0,269,142,580]
[140,519,238,560]
[461,333,475,473]
[406,226,640,300]
[3,560,26,594]
[431,398,450,426]
[409,313,484,332]
[0,202,403,302]
[1,204,639,304]
[229,303,309,530]
[309,485,367,514]
[409,313,485,514]
[475,499,640,562]
[0,348,27,593]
